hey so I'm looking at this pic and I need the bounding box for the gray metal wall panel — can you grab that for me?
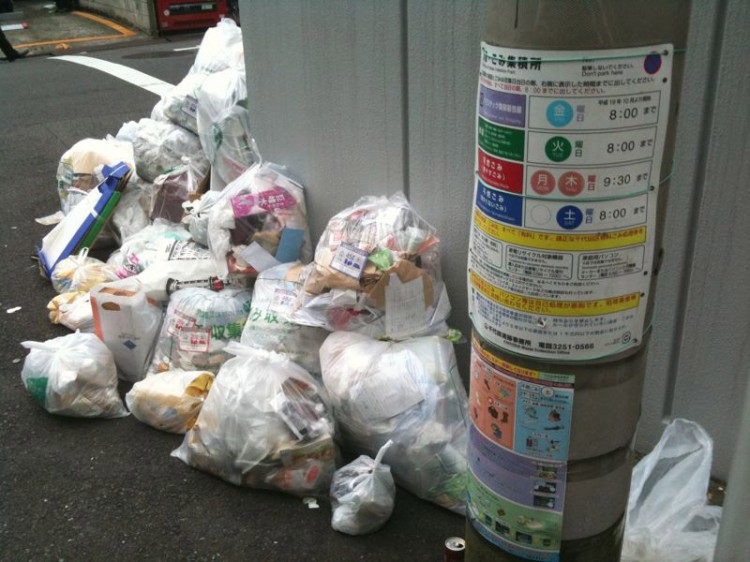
[405,0,485,380]
[665,0,750,479]
[637,2,726,465]
[241,0,406,240]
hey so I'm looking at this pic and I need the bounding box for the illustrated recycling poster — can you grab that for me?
[468,337,573,561]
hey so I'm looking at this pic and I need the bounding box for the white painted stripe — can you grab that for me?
[53,55,174,96]
[173,45,200,52]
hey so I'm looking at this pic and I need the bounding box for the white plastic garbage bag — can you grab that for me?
[196,67,259,184]
[126,370,214,434]
[622,418,722,562]
[110,175,154,242]
[292,193,451,340]
[207,162,312,281]
[190,18,244,74]
[56,137,135,214]
[161,19,244,133]
[150,287,252,374]
[150,158,204,224]
[107,221,191,279]
[47,291,94,332]
[20,332,128,418]
[320,332,468,513]
[240,263,328,375]
[50,249,117,294]
[330,440,396,535]
[150,99,169,123]
[172,343,337,496]
[183,190,223,247]
[132,118,209,183]
[115,120,139,143]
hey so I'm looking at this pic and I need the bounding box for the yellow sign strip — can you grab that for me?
[471,271,640,316]
[473,209,646,251]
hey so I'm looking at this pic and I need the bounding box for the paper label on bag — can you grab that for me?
[385,276,427,338]
[181,95,198,118]
[165,239,211,261]
[166,310,196,336]
[352,352,425,420]
[230,187,297,217]
[330,242,369,280]
[239,242,282,273]
[271,288,296,315]
[177,328,210,353]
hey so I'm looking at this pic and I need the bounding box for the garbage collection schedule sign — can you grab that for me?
[469,43,673,359]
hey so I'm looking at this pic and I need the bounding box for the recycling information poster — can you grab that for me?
[467,338,574,561]
[469,43,673,360]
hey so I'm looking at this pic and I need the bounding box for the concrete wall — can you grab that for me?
[241,0,750,479]
[79,0,154,34]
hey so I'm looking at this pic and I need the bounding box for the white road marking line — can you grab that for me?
[52,55,174,96]
[173,45,200,52]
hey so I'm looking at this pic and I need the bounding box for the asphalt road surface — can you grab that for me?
[0,34,464,561]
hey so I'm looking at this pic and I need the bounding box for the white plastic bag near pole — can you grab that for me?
[622,418,722,562]
[330,440,396,535]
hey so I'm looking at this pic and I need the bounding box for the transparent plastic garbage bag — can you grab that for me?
[207,162,311,281]
[20,332,128,418]
[50,249,117,294]
[161,19,244,133]
[172,344,337,496]
[239,263,328,376]
[330,440,396,535]
[126,370,214,434]
[150,286,252,374]
[292,192,451,340]
[320,332,468,513]
[622,418,722,562]
[196,67,259,184]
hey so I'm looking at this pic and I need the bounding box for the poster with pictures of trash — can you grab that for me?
[467,337,573,561]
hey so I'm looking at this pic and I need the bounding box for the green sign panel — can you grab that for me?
[478,117,525,162]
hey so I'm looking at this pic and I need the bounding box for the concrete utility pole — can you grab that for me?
[465,1,690,560]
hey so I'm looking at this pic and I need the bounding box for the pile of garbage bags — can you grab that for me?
[21,19,469,538]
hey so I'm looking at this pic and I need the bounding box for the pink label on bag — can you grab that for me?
[231,186,297,218]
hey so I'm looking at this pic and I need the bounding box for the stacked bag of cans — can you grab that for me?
[21,19,470,537]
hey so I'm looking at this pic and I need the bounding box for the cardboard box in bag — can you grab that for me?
[91,282,163,382]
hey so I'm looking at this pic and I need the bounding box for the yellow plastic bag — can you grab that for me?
[125,370,214,433]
